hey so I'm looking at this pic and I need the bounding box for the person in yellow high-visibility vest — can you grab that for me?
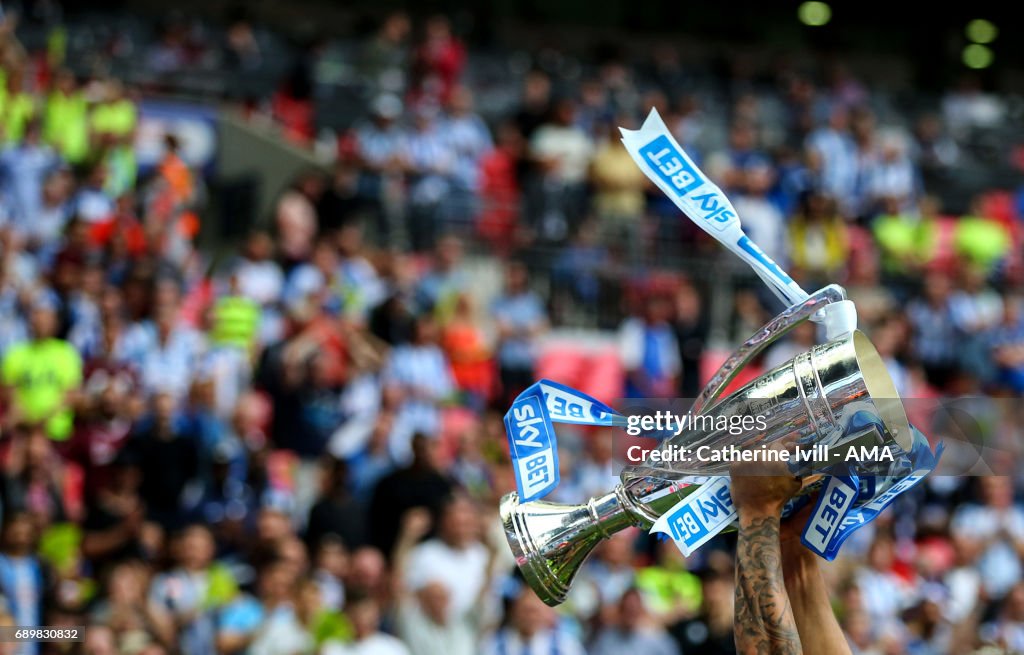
[1,295,83,441]
[0,67,36,145]
[210,274,262,356]
[43,69,89,165]
[90,79,138,196]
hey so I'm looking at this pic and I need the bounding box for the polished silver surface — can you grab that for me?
[500,287,912,607]
[693,284,847,415]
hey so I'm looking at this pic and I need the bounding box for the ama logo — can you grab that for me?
[505,394,558,501]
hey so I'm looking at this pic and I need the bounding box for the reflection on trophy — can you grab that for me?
[500,285,913,607]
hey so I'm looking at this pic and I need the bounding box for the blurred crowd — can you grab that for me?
[2,5,1024,655]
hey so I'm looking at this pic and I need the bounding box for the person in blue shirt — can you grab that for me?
[0,512,43,655]
[991,295,1024,394]
[0,120,60,230]
[216,558,298,655]
[619,293,680,399]
[493,261,548,405]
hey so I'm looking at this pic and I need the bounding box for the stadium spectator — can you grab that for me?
[480,582,585,655]
[528,97,594,242]
[576,528,638,609]
[355,93,408,243]
[492,261,547,403]
[907,271,965,389]
[788,189,848,286]
[951,477,1024,602]
[0,512,42,655]
[404,101,455,251]
[591,588,679,655]
[367,434,452,558]
[327,595,410,655]
[43,70,88,166]
[0,120,58,229]
[620,292,680,398]
[590,118,648,257]
[415,235,469,319]
[306,457,366,553]
[440,293,493,406]
[403,496,489,620]
[1,294,81,441]
[360,12,411,96]
[672,279,707,398]
[393,506,480,655]
[806,104,858,215]
[1,422,71,529]
[443,85,492,209]
[274,170,323,270]
[732,161,788,265]
[409,15,466,106]
[382,314,453,463]
[89,560,174,653]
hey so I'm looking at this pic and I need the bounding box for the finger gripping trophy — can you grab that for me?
[498,109,937,607]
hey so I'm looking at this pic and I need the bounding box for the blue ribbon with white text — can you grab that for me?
[504,380,623,502]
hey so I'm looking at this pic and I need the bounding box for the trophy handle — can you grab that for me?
[693,284,848,415]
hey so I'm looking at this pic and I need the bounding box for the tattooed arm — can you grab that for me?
[730,467,803,655]
[780,504,854,655]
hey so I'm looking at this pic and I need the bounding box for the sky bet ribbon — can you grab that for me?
[504,380,623,502]
[650,425,943,559]
[809,427,944,560]
[619,109,809,309]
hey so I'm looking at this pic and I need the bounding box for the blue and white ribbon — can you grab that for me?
[808,427,944,560]
[619,109,809,309]
[650,425,942,559]
[504,380,623,502]
[650,476,736,556]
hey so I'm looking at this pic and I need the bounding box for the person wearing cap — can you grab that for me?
[1,293,82,441]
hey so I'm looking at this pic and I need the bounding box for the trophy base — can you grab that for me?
[501,492,572,606]
[500,490,636,607]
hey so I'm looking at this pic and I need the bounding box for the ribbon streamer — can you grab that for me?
[504,380,623,502]
[619,108,809,308]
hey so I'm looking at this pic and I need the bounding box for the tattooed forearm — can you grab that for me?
[735,514,803,655]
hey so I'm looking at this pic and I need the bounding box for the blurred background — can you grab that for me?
[1,0,1024,653]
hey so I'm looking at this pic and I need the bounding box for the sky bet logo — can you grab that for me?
[638,135,735,232]
[507,395,557,501]
[804,477,859,553]
[670,484,734,545]
[651,478,737,554]
[539,383,611,425]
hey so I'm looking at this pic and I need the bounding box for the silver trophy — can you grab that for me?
[500,285,912,606]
